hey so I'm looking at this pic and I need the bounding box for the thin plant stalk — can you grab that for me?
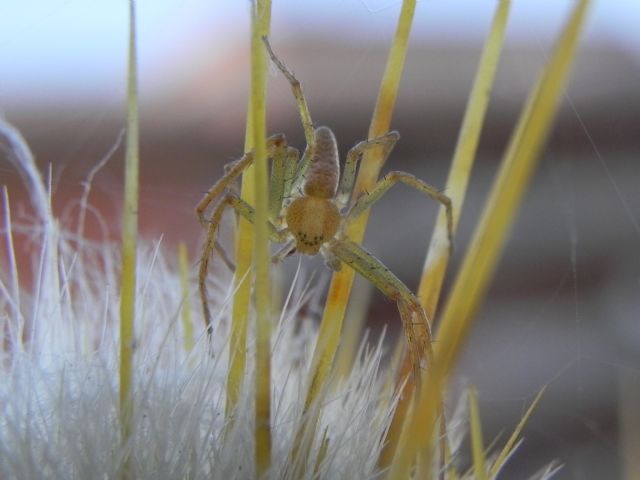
[249,0,273,474]
[2,187,21,333]
[379,0,511,468]
[226,0,272,418]
[119,1,139,478]
[418,0,511,316]
[468,387,489,480]
[286,1,417,471]
[489,386,546,476]
[388,2,589,477]
[305,0,416,417]
[0,115,61,356]
[178,243,193,354]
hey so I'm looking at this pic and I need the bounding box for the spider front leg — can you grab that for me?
[263,37,321,193]
[326,238,434,383]
[196,134,294,226]
[336,131,400,211]
[346,171,454,257]
[269,145,299,224]
[198,193,288,335]
[263,37,315,150]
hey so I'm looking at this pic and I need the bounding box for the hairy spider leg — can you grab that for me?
[263,37,320,195]
[326,238,434,382]
[346,171,454,257]
[197,134,300,332]
[336,131,400,211]
[206,142,298,274]
[199,193,288,334]
[196,134,288,225]
[213,239,236,272]
[269,145,300,223]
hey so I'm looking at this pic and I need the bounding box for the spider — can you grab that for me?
[196,38,453,379]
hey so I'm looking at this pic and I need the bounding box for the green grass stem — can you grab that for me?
[469,387,489,480]
[119,1,139,478]
[305,0,416,419]
[285,2,417,474]
[250,0,273,474]
[178,243,193,354]
[226,0,273,422]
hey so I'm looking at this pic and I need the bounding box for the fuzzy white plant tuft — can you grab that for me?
[0,117,563,479]
[0,117,399,479]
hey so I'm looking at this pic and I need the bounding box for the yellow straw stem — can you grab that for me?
[226,1,272,418]
[489,386,546,476]
[178,243,193,354]
[419,0,511,316]
[388,2,589,477]
[119,1,139,478]
[305,0,416,415]
[286,3,416,473]
[468,387,489,480]
[380,1,511,467]
[250,0,273,474]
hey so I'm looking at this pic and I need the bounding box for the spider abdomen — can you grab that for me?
[303,126,339,199]
[286,196,340,255]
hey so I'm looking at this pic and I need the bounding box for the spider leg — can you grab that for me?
[214,239,236,272]
[196,134,287,225]
[262,37,320,195]
[345,171,454,257]
[263,37,315,152]
[199,192,288,334]
[271,239,296,264]
[269,145,299,224]
[336,131,400,211]
[326,238,434,384]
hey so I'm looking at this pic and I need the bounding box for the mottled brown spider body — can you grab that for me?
[302,126,340,198]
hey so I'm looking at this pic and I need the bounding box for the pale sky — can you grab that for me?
[0,1,637,106]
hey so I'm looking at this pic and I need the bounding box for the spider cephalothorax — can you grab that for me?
[286,195,340,255]
[286,126,341,256]
[196,40,454,379]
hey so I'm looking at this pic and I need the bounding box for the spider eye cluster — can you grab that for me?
[297,231,324,247]
[286,196,340,256]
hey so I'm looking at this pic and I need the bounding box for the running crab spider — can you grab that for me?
[196,38,454,379]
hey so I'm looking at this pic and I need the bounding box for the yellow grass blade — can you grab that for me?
[288,1,417,473]
[380,2,511,468]
[305,0,416,417]
[178,243,193,354]
[418,0,511,316]
[490,386,546,477]
[119,1,139,478]
[387,2,589,478]
[434,0,589,397]
[250,0,273,474]
[226,1,273,419]
[469,387,489,480]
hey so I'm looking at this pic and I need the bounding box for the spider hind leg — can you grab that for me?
[198,193,287,335]
[327,238,434,384]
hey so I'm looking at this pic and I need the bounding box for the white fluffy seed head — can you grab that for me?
[0,117,397,479]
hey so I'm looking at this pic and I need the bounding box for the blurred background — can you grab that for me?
[1,1,639,478]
